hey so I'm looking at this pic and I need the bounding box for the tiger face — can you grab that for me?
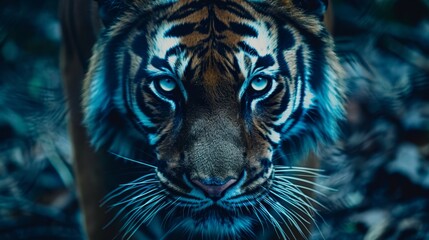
[83,0,344,238]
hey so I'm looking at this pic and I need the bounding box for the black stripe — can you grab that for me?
[132,31,149,58]
[195,17,210,34]
[123,52,157,135]
[151,56,173,72]
[165,44,186,58]
[278,11,328,92]
[269,83,290,116]
[134,85,168,130]
[276,27,293,79]
[237,42,258,56]
[280,47,306,133]
[217,1,256,21]
[278,27,296,50]
[255,55,275,69]
[213,15,229,33]
[165,23,197,37]
[167,1,207,21]
[229,22,258,37]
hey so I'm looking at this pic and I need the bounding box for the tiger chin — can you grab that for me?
[81,0,345,239]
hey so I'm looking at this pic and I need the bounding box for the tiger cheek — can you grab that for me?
[155,133,183,174]
[157,149,181,176]
[246,138,272,175]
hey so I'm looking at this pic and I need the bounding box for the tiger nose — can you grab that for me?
[192,178,237,198]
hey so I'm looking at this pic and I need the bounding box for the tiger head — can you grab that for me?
[83,0,344,238]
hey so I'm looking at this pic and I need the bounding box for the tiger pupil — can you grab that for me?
[251,77,268,91]
[159,78,176,92]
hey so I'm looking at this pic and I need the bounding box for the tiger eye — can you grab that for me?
[250,77,269,92]
[158,78,177,92]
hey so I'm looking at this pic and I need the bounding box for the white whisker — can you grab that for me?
[121,195,166,239]
[274,175,336,192]
[272,182,326,211]
[270,188,316,218]
[111,187,160,208]
[162,197,182,226]
[103,182,158,208]
[265,196,310,240]
[274,165,325,172]
[120,193,163,229]
[266,187,313,227]
[109,151,156,168]
[249,199,265,234]
[119,173,157,186]
[259,201,288,240]
[274,168,325,176]
[270,177,329,240]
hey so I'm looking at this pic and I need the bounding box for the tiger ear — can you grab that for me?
[95,0,125,26]
[292,0,328,19]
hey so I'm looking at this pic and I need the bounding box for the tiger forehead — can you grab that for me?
[143,0,284,87]
[166,1,258,46]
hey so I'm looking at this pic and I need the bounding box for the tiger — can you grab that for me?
[60,0,345,239]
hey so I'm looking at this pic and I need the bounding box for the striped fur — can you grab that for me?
[82,0,345,239]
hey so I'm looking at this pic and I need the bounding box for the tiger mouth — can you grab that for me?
[191,205,242,224]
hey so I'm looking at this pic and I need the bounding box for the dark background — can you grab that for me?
[0,0,428,239]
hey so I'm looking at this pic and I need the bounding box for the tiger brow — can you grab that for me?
[165,45,186,58]
[237,42,258,56]
[254,55,275,70]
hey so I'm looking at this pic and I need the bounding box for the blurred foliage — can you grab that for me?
[313,0,429,239]
[0,0,82,239]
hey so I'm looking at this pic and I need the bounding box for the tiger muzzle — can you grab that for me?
[182,108,247,197]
